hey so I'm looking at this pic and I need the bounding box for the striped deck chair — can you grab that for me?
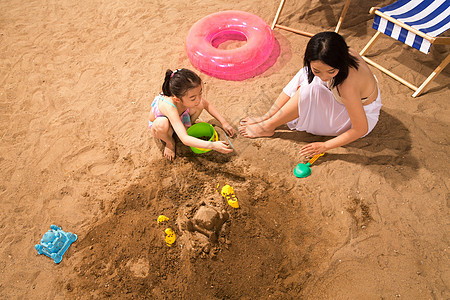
[360,0,450,97]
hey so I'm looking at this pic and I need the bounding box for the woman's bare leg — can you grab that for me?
[239,89,300,138]
[151,118,176,160]
[240,91,291,125]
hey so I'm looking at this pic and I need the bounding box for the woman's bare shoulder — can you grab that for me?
[343,51,376,100]
[340,68,365,101]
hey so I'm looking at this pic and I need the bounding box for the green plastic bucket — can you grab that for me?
[186,122,218,154]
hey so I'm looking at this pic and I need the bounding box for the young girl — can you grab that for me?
[239,32,382,157]
[149,68,235,160]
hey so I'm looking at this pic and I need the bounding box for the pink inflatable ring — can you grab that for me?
[186,10,275,80]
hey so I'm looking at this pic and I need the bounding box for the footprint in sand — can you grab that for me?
[63,145,116,176]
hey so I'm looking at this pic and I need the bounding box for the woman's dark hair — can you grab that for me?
[303,32,358,88]
[162,68,202,99]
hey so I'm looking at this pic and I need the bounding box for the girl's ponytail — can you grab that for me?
[161,68,201,99]
[162,69,173,96]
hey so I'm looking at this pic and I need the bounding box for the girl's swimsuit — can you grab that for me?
[148,94,192,129]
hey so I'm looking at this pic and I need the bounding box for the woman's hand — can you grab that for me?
[299,142,327,158]
[222,123,236,137]
[213,141,233,154]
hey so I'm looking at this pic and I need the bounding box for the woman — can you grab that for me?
[239,32,382,157]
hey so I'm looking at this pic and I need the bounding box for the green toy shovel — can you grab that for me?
[293,153,324,178]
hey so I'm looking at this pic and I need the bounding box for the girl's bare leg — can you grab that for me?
[151,118,176,161]
[239,89,300,138]
[240,92,291,125]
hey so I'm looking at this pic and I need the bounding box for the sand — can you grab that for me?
[1,0,449,299]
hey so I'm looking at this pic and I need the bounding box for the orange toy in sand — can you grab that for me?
[219,184,239,208]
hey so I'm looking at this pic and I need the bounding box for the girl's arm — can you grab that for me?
[201,98,236,137]
[161,103,233,153]
[299,83,368,157]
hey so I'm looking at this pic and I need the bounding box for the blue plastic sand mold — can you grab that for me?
[35,225,77,263]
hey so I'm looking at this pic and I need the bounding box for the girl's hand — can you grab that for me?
[222,123,236,137]
[299,142,327,158]
[213,141,233,154]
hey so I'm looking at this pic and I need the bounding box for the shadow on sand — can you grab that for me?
[271,110,420,180]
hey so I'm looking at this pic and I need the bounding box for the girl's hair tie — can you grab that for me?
[170,68,181,78]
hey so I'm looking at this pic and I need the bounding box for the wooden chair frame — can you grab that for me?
[360,7,450,97]
[271,0,353,37]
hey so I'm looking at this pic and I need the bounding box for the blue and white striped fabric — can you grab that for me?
[373,0,450,54]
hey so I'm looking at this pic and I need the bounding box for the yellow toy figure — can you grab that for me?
[219,184,239,208]
[157,215,169,223]
[164,228,176,247]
